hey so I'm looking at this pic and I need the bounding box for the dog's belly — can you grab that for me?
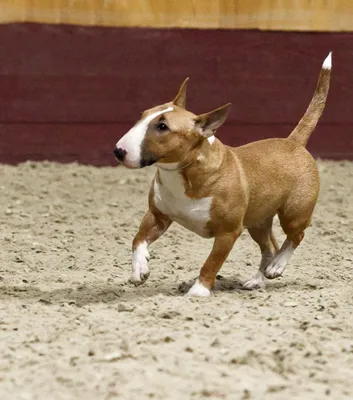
[153,174,212,238]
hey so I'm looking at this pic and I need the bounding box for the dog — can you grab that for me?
[114,53,332,296]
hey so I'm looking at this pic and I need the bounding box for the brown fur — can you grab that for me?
[125,55,331,292]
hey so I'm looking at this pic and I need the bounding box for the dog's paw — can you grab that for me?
[131,243,150,286]
[186,279,211,297]
[264,263,284,279]
[243,274,266,290]
[130,269,150,286]
[264,241,293,279]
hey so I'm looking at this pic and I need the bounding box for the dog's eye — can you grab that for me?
[157,123,168,132]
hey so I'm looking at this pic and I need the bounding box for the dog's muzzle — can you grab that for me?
[114,147,127,162]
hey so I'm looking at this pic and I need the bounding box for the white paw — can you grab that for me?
[131,242,150,286]
[265,261,285,279]
[187,279,211,297]
[243,273,266,290]
[265,240,294,279]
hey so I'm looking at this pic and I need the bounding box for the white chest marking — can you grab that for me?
[153,169,212,237]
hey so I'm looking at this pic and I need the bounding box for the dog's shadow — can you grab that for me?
[0,281,178,307]
[0,276,244,307]
[178,275,244,294]
[0,275,315,307]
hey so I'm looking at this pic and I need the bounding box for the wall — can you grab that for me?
[0,24,352,165]
[1,0,353,31]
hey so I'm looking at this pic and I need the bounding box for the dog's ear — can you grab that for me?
[195,103,231,138]
[173,77,189,108]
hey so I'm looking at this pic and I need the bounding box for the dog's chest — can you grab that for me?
[153,170,212,238]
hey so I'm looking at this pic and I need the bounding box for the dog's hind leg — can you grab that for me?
[243,217,278,290]
[264,184,318,279]
[264,218,308,280]
[264,230,305,280]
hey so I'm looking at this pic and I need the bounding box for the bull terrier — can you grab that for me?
[114,53,332,296]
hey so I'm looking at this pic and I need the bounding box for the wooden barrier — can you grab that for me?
[0,0,353,31]
[0,24,352,165]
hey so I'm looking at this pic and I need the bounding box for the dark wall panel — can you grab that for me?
[0,123,347,166]
[0,24,352,164]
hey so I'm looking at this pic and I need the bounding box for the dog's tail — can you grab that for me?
[288,52,332,147]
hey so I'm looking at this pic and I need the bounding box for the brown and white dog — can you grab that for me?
[114,53,332,296]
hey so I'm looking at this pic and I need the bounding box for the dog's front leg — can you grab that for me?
[187,231,240,297]
[130,208,172,286]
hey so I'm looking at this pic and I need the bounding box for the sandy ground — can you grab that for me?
[0,159,352,400]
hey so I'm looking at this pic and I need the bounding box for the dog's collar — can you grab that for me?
[157,160,193,172]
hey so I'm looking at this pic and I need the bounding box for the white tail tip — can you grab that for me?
[322,52,332,70]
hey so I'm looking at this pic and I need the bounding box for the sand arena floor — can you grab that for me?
[0,160,352,400]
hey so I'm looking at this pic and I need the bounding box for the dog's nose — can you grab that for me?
[114,147,127,162]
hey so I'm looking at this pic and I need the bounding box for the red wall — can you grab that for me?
[0,24,352,165]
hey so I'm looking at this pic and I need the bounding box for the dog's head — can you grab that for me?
[114,79,231,169]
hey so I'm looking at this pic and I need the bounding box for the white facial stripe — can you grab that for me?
[117,107,174,166]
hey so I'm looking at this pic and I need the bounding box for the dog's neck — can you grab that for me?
[156,136,225,179]
[157,160,193,172]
